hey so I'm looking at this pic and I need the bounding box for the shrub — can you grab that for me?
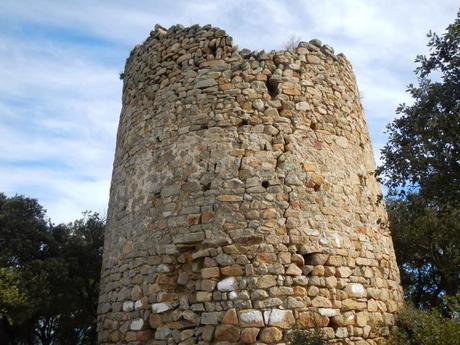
[282,35,301,50]
[389,304,460,345]
[288,328,327,345]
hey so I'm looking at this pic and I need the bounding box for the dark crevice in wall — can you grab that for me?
[202,182,211,191]
[302,253,316,267]
[209,45,217,57]
[266,78,279,98]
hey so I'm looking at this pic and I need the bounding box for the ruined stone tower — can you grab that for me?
[97,24,403,345]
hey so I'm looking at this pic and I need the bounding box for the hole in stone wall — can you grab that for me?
[261,180,269,188]
[302,253,313,265]
[358,174,366,187]
[266,78,279,98]
[201,123,209,130]
[310,123,317,131]
[202,182,211,191]
[209,45,217,56]
[156,136,161,143]
[241,119,248,126]
[301,254,314,277]
[152,192,162,207]
[301,252,328,277]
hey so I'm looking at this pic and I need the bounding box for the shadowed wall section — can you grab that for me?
[97,24,403,345]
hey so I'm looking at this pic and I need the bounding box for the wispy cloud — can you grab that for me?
[0,10,121,223]
[0,0,458,223]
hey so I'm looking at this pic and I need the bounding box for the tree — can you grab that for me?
[0,193,104,345]
[387,196,459,309]
[379,12,459,206]
[0,193,51,344]
[52,213,105,344]
[0,268,27,324]
[379,12,460,311]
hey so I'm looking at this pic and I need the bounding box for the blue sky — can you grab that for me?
[0,0,458,224]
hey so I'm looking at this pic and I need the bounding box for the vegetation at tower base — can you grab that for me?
[98,24,403,344]
[379,12,460,313]
[388,303,460,345]
[0,193,104,345]
[288,327,327,345]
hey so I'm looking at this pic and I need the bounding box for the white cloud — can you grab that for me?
[0,17,119,222]
[0,165,110,224]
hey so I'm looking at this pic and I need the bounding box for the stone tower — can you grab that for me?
[97,24,403,345]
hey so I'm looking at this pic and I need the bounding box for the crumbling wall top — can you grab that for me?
[125,23,352,74]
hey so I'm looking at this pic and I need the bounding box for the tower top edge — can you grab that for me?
[128,23,352,68]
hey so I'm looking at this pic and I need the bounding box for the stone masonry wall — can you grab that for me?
[97,24,403,345]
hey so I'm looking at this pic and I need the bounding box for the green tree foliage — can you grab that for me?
[387,196,459,309]
[389,304,460,345]
[379,12,460,310]
[0,268,27,323]
[0,193,104,345]
[379,12,459,207]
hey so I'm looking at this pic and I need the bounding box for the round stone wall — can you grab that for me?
[97,24,403,345]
